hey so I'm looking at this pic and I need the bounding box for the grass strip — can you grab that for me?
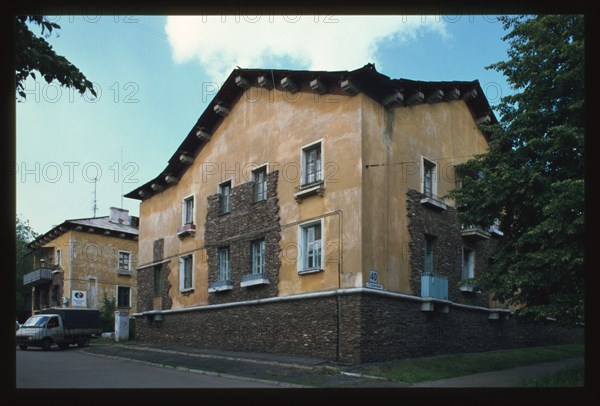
[357,343,584,384]
[517,365,584,387]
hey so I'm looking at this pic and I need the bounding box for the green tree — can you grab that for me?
[16,216,37,321]
[15,16,96,100]
[449,15,584,324]
[99,291,116,332]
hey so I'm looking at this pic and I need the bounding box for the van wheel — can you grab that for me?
[77,337,90,347]
[42,339,52,351]
[19,345,27,350]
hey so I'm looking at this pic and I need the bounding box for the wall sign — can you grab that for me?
[366,270,383,290]
[71,290,87,307]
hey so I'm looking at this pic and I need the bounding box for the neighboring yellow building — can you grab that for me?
[25,207,139,316]
[125,65,531,363]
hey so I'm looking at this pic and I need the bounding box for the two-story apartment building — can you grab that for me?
[125,64,580,363]
[25,207,139,316]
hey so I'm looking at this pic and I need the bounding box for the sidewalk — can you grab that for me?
[82,341,583,388]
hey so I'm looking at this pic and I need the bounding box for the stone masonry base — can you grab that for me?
[134,290,583,364]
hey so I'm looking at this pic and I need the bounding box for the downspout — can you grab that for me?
[67,236,74,307]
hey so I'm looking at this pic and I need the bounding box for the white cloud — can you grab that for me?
[165,15,449,81]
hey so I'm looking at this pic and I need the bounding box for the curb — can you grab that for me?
[82,349,309,388]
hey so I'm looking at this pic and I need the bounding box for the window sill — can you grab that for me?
[177,223,196,238]
[208,281,233,293]
[298,268,323,275]
[294,181,325,203]
[179,288,194,294]
[117,270,132,276]
[419,196,447,211]
[241,277,270,288]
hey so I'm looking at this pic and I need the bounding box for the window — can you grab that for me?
[462,247,475,280]
[219,181,231,214]
[251,239,265,275]
[303,143,322,185]
[218,247,230,281]
[299,222,322,273]
[47,317,59,328]
[117,286,131,307]
[153,265,162,296]
[424,235,436,274]
[180,254,193,291]
[182,195,195,225]
[55,249,61,266]
[423,158,436,197]
[253,166,267,202]
[118,251,131,271]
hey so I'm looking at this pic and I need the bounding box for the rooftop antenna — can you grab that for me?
[120,146,124,209]
[92,177,98,218]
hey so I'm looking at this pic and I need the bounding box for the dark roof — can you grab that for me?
[27,215,139,251]
[125,64,497,201]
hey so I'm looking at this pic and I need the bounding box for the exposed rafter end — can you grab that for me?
[195,127,212,141]
[165,175,179,184]
[444,88,461,101]
[309,78,327,94]
[426,89,444,104]
[340,79,359,96]
[476,114,491,125]
[382,90,404,107]
[257,74,273,89]
[406,91,425,106]
[462,88,478,101]
[281,76,299,93]
[179,154,194,165]
[139,190,150,198]
[151,183,164,192]
[213,104,230,117]
[235,75,250,90]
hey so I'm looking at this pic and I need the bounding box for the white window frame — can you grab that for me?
[297,219,324,274]
[179,254,194,292]
[181,193,196,225]
[300,140,323,186]
[252,164,268,202]
[117,250,132,271]
[116,285,132,308]
[55,249,61,266]
[251,239,265,275]
[218,247,230,281]
[422,156,437,198]
[218,180,232,214]
[462,247,475,280]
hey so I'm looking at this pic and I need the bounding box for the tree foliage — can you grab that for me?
[15,16,96,100]
[100,291,116,332]
[16,216,37,321]
[449,15,584,324]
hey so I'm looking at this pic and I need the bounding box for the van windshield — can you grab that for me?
[22,315,50,328]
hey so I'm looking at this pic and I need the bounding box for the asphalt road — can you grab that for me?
[16,347,282,388]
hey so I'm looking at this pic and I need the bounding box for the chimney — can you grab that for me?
[109,207,130,225]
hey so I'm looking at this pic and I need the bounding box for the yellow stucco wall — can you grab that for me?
[361,96,489,295]
[138,88,364,308]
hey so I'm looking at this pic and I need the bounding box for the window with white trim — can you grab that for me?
[423,158,437,197]
[251,239,265,275]
[253,167,267,202]
[302,143,322,185]
[117,286,131,307]
[219,180,231,214]
[462,247,475,280]
[182,195,195,225]
[55,249,61,266]
[118,251,131,271]
[424,235,436,274]
[299,221,322,273]
[180,254,193,291]
[218,247,230,281]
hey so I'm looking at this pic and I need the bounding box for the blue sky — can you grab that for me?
[16,15,513,235]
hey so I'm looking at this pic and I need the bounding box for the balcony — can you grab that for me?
[294,180,325,203]
[419,194,447,211]
[241,273,270,288]
[461,225,491,241]
[208,279,233,293]
[177,223,196,238]
[420,273,449,312]
[23,268,53,287]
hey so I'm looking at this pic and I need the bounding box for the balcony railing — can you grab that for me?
[460,224,491,240]
[176,223,196,238]
[421,273,448,301]
[294,180,325,202]
[241,272,270,287]
[419,194,447,211]
[23,268,53,287]
[208,279,233,293]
